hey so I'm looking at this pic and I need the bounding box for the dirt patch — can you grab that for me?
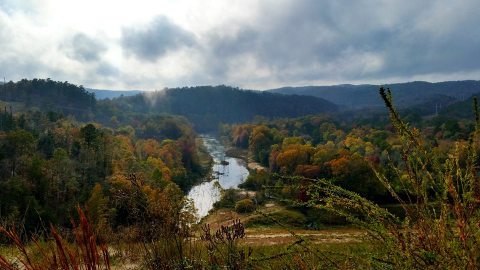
[243,228,366,246]
[237,190,257,197]
[202,208,364,246]
[247,162,266,172]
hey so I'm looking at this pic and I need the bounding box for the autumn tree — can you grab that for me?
[249,125,281,166]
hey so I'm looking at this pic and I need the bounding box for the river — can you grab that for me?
[187,135,249,219]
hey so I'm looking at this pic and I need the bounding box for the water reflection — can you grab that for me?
[187,135,249,219]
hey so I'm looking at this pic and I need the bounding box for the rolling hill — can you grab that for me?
[268,80,480,109]
[98,85,338,131]
[0,78,95,120]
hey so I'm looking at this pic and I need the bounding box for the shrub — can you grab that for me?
[239,171,269,191]
[214,188,240,209]
[252,191,266,206]
[235,199,256,213]
[201,220,251,269]
[305,208,348,227]
[247,209,307,227]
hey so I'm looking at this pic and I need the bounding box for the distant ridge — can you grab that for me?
[98,85,338,131]
[87,88,142,99]
[268,80,480,109]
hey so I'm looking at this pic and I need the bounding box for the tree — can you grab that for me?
[231,125,251,148]
[275,143,314,174]
[249,125,281,166]
[38,131,55,158]
[81,123,99,147]
[3,130,35,176]
[86,183,111,237]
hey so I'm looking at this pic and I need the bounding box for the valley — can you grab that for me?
[0,79,479,269]
[2,1,479,268]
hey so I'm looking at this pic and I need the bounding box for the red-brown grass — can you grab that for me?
[0,206,110,270]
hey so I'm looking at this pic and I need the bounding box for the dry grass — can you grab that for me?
[202,206,364,248]
[0,206,110,270]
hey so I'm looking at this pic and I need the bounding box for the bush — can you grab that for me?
[247,209,307,227]
[305,208,348,227]
[252,191,266,206]
[239,171,269,191]
[235,199,256,213]
[214,188,240,209]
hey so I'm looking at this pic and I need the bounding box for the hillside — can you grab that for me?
[269,80,480,109]
[438,93,480,119]
[98,85,338,131]
[0,78,95,119]
[0,80,337,132]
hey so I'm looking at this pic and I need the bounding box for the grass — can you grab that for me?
[0,206,110,270]
[201,203,364,250]
[246,239,372,269]
[0,213,367,269]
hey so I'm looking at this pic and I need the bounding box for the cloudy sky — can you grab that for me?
[1,0,480,90]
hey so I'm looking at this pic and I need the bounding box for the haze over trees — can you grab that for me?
[97,85,338,131]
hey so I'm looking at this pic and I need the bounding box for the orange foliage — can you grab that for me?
[294,164,322,179]
[136,139,162,159]
[275,144,314,174]
[326,156,350,176]
[231,125,251,148]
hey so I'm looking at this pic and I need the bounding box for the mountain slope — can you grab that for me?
[98,85,338,131]
[269,80,480,109]
[438,93,480,119]
[0,78,95,119]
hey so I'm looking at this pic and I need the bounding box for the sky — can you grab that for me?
[1,0,480,90]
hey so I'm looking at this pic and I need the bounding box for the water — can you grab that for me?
[187,135,249,219]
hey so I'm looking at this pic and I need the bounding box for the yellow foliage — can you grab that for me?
[111,135,135,174]
[146,157,172,181]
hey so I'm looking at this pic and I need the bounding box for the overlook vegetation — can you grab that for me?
[1,78,480,269]
[218,89,480,268]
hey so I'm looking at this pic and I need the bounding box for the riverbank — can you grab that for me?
[188,135,250,219]
[224,145,267,172]
[194,134,335,243]
[202,199,364,247]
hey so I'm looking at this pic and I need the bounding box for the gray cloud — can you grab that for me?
[121,16,196,61]
[2,0,480,89]
[199,0,480,87]
[96,62,120,77]
[0,55,66,82]
[65,33,107,62]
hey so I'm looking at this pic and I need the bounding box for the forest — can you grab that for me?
[0,80,209,236]
[96,85,338,132]
[1,79,480,269]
